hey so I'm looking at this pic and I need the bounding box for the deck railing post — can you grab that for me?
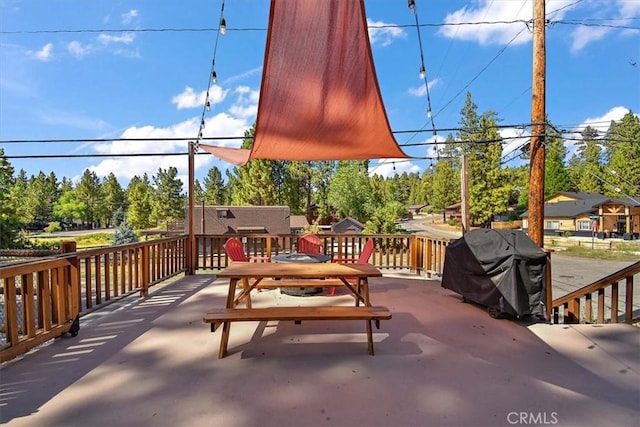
[61,241,80,335]
[141,245,150,297]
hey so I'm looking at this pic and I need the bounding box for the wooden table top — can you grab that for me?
[217,262,382,279]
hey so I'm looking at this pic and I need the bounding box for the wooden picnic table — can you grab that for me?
[204,262,391,358]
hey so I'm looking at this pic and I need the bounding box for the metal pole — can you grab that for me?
[527,0,546,247]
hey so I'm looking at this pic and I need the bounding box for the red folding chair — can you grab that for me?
[224,237,271,263]
[330,239,374,295]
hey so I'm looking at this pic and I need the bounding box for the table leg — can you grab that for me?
[219,321,231,358]
[242,277,252,309]
[366,319,374,355]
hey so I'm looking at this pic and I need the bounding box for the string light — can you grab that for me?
[195,0,226,152]
[408,0,438,157]
[408,0,416,15]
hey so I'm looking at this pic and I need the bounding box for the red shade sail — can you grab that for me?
[201,0,407,165]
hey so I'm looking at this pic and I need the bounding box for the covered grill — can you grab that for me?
[441,229,548,318]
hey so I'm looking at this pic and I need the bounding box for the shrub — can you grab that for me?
[44,222,62,233]
[112,222,139,246]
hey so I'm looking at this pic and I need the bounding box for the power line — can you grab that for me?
[2,18,637,35]
[0,122,546,144]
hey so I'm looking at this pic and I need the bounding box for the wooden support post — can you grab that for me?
[187,141,196,275]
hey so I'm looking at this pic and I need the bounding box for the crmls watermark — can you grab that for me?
[507,411,559,425]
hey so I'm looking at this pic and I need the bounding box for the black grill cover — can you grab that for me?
[441,229,547,316]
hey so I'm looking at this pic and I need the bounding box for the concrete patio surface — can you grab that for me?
[1,273,638,427]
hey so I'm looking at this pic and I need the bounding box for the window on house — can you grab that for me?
[577,220,591,231]
[217,210,228,219]
[544,220,559,229]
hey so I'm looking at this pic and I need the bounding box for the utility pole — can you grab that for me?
[528,0,546,247]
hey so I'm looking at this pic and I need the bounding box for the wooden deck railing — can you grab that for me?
[194,234,449,276]
[1,236,188,362]
[551,261,640,324]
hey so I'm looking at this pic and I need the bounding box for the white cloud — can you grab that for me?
[499,127,531,165]
[408,78,441,97]
[369,158,420,178]
[121,10,138,25]
[570,0,640,52]
[98,33,135,45]
[67,41,90,58]
[439,1,576,46]
[172,86,229,110]
[87,86,259,182]
[576,106,633,135]
[29,43,53,61]
[367,18,407,47]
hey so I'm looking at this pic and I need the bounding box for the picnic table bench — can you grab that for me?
[205,262,391,358]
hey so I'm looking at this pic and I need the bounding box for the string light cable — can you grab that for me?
[194,0,226,153]
[408,0,437,143]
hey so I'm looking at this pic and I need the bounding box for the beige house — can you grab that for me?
[521,192,640,239]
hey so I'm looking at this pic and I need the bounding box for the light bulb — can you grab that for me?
[211,71,217,85]
[219,18,226,35]
[206,100,211,111]
[201,119,205,129]
[419,65,425,80]
[427,107,432,118]
[408,0,416,14]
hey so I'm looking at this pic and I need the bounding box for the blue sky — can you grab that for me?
[1,0,638,186]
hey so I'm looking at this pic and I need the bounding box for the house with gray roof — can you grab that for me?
[521,192,639,239]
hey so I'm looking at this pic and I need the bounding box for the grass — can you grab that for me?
[29,233,114,250]
[559,245,640,262]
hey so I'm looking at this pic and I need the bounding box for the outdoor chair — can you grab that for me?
[224,237,271,263]
[297,233,323,254]
[330,239,375,295]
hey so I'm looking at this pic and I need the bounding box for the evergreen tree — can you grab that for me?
[431,159,460,221]
[111,221,139,245]
[363,201,406,234]
[310,161,334,223]
[151,167,185,225]
[76,169,103,228]
[605,111,640,197]
[194,179,205,204]
[202,166,226,204]
[328,161,373,222]
[126,174,155,229]
[101,173,125,227]
[229,126,278,205]
[570,126,604,194]
[457,92,510,226]
[0,149,22,248]
[544,127,571,198]
[23,172,56,226]
[9,169,28,224]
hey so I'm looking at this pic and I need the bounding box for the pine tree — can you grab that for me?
[111,221,139,245]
